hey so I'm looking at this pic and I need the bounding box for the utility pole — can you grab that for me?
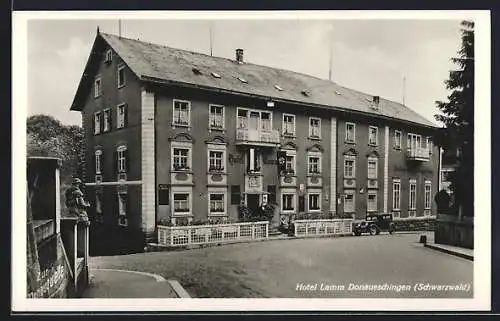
[328,27,334,81]
[119,19,122,38]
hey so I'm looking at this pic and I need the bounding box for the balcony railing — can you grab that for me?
[33,219,55,243]
[236,128,280,146]
[406,147,430,161]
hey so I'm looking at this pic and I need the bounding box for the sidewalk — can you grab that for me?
[420,234,474,261]
[82,268,190,298]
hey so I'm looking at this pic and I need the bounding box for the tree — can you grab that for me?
[27,114,84,185]
[434,20,474,217]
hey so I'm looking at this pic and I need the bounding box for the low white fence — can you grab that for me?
[293,219,353,237]
[157,221,269,247]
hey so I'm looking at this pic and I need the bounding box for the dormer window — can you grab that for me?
[274,84,284,91]
[211,72,221,78]
[301,90,311,97]
[192,68,202,75]
[237,77,247,83]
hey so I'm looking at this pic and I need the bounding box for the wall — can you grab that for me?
[80,40,144,252]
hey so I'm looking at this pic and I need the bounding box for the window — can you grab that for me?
[407,133,422,151]
[246,148,261,172]
[427,137,433,155]
[308,156,321,174]
[345,122,356,143]
[105,49,113,63]
[274,84,284,91]
[237,109,248,129]
[367,192,377,212]
[367,158,378,179]
[368,126,378,145]
[117,146,127,173]
[95,193,102,214]
[282,193,295,212]
[117,193,128,226]
[344,191,355,213]
[394,130,402,149]
[209,151,224,171]
[344,156,356,178]
[409,179,417,210]
[209,105,224,129]
[95,150,102,175]
[94,112,101,135]
[309,117,321,138]
[308,193,321,211]
[94,77,101,98]
[117,64,126,88]
[237,77,247,83]
[261,112,271,131]
[231,185,241,205]
[282,114,295,136]
[173,100,191,126]
[173,148,189,170]
[118,193,127,215]
[425,181,432,209]
[392,179,401,211]
[285,155,295,173]
[117,104,127,129]
[211,72,221,78]
[103,109,112,132]
[209,194,225,215]
[173,193,190,214]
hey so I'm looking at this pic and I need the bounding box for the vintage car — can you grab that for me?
[353,213,395,236]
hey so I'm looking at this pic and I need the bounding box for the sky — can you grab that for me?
[26,16,463,126]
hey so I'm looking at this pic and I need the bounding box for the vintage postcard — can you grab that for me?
[12,10,491,312]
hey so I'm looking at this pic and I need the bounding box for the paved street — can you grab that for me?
[88,232,473,298]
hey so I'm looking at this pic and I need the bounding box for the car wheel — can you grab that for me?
[369,225,378,236]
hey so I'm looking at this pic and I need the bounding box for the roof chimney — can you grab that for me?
[373,95,380,105]
[236,48,244,63]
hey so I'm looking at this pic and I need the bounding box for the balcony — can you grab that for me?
[245,172,263,193]
[236,128,280,147]
[406,147,430,162]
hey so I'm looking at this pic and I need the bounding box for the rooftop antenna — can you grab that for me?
[402,75,406,106]
[209,22,213,56]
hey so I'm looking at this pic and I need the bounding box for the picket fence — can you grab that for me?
[293,219,353,237]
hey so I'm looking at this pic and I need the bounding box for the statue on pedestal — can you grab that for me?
[65,178,90,225]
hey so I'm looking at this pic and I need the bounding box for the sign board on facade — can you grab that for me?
[158,184,169,205]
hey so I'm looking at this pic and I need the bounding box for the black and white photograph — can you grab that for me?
[12,10,491,311]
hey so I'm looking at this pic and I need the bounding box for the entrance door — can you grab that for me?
[247,194,260,214]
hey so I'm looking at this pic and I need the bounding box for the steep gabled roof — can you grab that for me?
[71,32,436,128]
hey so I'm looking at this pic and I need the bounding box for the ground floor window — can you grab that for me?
[209,193,225,215]
[409,179,417,210]
[392,179,401,211]
[424,180,432,210]
[308,193,321,211]
[367,192,377,212]
[344,191,355,213]
[282,193,295,212]
[173,193,190,214]
[117,193,128,226]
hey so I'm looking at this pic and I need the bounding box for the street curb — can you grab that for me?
[168,280,191,298]
[424,243,474,261]
[92,268,167,282]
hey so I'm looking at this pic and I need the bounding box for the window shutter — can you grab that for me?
[109,110,113,131]
[124,149,129,173]
[92,114,95,135]
[92,152,96,175]
[99,113,104,133]
[124,104,128,127]
[100,151,105,175]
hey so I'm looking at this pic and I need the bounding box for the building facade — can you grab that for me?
[70,31,439,252]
